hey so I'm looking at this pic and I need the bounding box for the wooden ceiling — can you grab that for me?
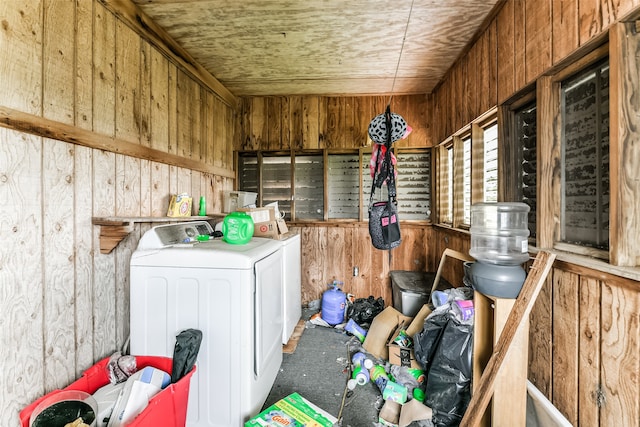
[129,0,502,97]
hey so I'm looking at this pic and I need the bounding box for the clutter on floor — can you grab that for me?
[21,328,201,427]
[267,275,475,427]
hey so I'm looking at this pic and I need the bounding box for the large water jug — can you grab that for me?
[222,212,254,245]
[469,202,530,265]
[321,282,346,325]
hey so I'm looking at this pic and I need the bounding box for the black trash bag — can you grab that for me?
[413,312,473,427]
[171,328,203,383]
[345,296,385,328]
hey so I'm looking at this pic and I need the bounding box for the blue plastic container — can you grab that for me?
[321,282,346,325]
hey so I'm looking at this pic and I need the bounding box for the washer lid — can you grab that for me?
[132,222,282,269]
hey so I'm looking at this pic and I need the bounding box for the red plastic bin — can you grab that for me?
[19,355,195,427]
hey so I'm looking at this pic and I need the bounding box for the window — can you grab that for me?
[462,137,472,224]
[560,59,610,250]
[436,112,497,229]
[328,154,359,219]
[396,150,431,220]
[514,101,537,239]
[238,148,431,222]
[483,123,498,202]
[294,154,324,220]
[262,154,292,219]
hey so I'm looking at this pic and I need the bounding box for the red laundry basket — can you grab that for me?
[19,355,195,427]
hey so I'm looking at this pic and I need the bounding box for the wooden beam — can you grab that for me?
[460,250,556,427]
[0,105,235,179]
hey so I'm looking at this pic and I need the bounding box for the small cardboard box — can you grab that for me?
[245,392,337,427]
[253,218,288,239]
[386,304,432,369]
[239,207,275,223]
[167,194,193,217]
[362,306,412,360]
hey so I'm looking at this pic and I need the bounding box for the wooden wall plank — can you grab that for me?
[191,84,202,161]
[600,283,640,426]
[529,273,553,396]
[552,269,580,425]
[92,149,117,360]
[167,62,178,155]
[43,0,74,124]
[301,226,326,303]
[139,41,151,147]
[204,91,214,165]
[552,0,580,64]
[578,276,602,427]
[579,0,603,43]
[0,129,45,418]
[43,139,76,390]
[76,0,93,131]
[149,49,169,152]
[497,0,515,103]
[486,19,498,112]
[525,0,552,83]
[74,144,95,376]
[0,0,42,114]
[303,96,320,149]
[213,96,225,167]
[251,97,266,150]
[609,22,640,266]
[324,97,341,148]
[289,96,303,150]
[513,0,527,91]
[115,20,140,143]
[267,96,282,150]
[176,71,192,158]
[94,4,116,137]
[281,96,291,150]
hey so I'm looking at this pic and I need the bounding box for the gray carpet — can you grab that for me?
[263,309,384,427]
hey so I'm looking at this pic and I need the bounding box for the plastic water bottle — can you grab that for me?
[321,281,346,325]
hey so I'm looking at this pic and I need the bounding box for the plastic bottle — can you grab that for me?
[222,211,254,245]
[352,364,370,385]
[321,281,346,325]
[369,365,390,393]
[413,388,425,402]
[198,196,206,216]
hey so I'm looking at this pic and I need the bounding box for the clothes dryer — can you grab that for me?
[130,221,283,427]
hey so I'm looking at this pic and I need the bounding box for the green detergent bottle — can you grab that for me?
[222,212,254,245]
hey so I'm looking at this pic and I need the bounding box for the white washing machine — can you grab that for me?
[280,233,301,344]
[129,221,283,427]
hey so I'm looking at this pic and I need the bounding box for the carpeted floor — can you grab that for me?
[263,309,385,427]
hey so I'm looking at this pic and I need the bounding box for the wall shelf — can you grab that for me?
[92,215,224,254]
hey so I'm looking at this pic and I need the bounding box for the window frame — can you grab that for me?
[236,147,433,224]
[537,43,610,261]
[435,108,498,230]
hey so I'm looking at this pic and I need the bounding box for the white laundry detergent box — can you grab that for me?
[244,392,337,427]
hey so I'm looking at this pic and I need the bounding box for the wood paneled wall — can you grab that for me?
[238,94,432,151]
[0,1,236,424]
[430,0,640,144]
[428,2,640,425]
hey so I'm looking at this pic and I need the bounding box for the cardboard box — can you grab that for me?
[253,218,288,239]
[362,304,432,366]
[167,194,193,217]
[386,304,432,369]
[245,392,337,427]
[362,306,412,360]
[239,207,276,223]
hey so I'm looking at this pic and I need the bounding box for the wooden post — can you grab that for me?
[461,251,556,427]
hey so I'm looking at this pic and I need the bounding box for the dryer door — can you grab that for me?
[254,249,283,377]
